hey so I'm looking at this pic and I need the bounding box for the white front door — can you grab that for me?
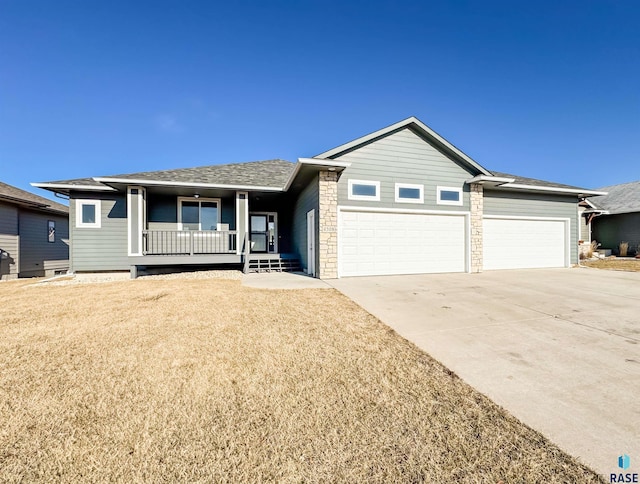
[306,209,315,276]
[338,209,467,277]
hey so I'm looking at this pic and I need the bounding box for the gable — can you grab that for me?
[333,128,477,209]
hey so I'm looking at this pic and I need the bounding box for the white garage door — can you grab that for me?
[338,210,467,277]
[483,217,568,270]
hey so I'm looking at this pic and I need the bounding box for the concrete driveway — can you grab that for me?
[329,268,640,477]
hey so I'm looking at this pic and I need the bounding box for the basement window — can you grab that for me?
[348,180,380,201]
[76,200,101,228]
[437,187,463,206]
[395,183,424,204]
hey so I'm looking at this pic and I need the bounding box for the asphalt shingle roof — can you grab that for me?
[44,159,296,189]
[589,180,640,215]
[490,171,593,191]
[0,181,68,214]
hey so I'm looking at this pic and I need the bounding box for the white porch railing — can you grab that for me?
[142,230,237,255]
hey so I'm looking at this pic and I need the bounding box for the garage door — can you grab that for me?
[483,217,568,270]
[338,210,467,277]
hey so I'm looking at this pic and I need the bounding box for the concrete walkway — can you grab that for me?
[329,268,640,477]
[242,272,332,289]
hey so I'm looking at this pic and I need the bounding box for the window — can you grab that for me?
[348,180,380,201]
[395,183,424,203]
[76,200,101,228]
[48,220,55,242]
[178,197,220,230]
[437,186,463,206]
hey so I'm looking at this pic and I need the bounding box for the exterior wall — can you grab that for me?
[592,213,640,255]
[18,209,69,277]
[71,193,129,271]
[483,190,579,264]
[470,183,483,272]
[578,207,591,243]
[318,171,338,279]
[0,201,19,279]
[291,174,319,273]
[334,127,475,211]
[147,193,236,231]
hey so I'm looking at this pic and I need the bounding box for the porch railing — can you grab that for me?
[142,230,237,256]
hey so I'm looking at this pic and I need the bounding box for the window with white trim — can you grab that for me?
[178,197,221,230]
[348,180,380,201]
[395,183,424,203]
[437,186,463,206]
[76,200,101,228]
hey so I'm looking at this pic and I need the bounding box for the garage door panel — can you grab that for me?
[339,211,467,277]
[483,218,567,270]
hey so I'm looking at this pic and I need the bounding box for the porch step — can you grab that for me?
[246,255,301,273]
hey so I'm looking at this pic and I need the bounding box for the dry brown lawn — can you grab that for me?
[582,258,640,272]
[0,277,603,483]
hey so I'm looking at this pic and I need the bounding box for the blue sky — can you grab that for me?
[1,1,639,202]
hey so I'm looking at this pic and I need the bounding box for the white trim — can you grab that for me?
[466,175,516,185]
[94,177,283,192]
[497,183,607,196]
[75,199,101,228]
[394,183,424,204]
[32,182,116,191]
[347,179,380,201]
[482,215,571,268]
[177,196,221,230]
[127,186,145,256]
[235,191,248,255]
[336,205,471,277]
[437,186,463,206]
[298,157,351,169]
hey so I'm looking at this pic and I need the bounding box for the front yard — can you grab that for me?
[582,258,640,271]
[0,277,602,482]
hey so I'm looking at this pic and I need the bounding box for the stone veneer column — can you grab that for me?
[318,170,338,279]
[470,183,484,273]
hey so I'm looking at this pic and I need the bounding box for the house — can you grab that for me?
[589,180,640,255]
[32,117,605,279]
[0,181,69,280]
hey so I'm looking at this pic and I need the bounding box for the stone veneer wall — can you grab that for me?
[470,183,483,273]
[318,171,338,279]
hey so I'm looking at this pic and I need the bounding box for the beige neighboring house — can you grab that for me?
[0,181,69,280]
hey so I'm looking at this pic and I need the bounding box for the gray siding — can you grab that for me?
[0,202,19,279]
[592,213,640,255]
[71,193,129,271]
[291,175,319,272]
[19,209,69,276]
[147,194,236,231]
[578,207,591,242]
[484,190,579,263]
[334,128,475,211]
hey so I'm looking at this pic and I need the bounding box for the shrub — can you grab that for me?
[619,241,629,257]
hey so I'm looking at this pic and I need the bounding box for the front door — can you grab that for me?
[250,213,277,253]
[306,209,315,276]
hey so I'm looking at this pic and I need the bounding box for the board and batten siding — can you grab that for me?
[593,213,640,255]
[0,201,19,279]
[291,175,318,272]
[71,193,129,271]
[333,128,476,211]
[18,209,69,276]
[483,189,579,264]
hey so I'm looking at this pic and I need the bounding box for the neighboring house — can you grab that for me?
[32,117,604,279]
[0,181,69,280]
[589,180,640,255]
